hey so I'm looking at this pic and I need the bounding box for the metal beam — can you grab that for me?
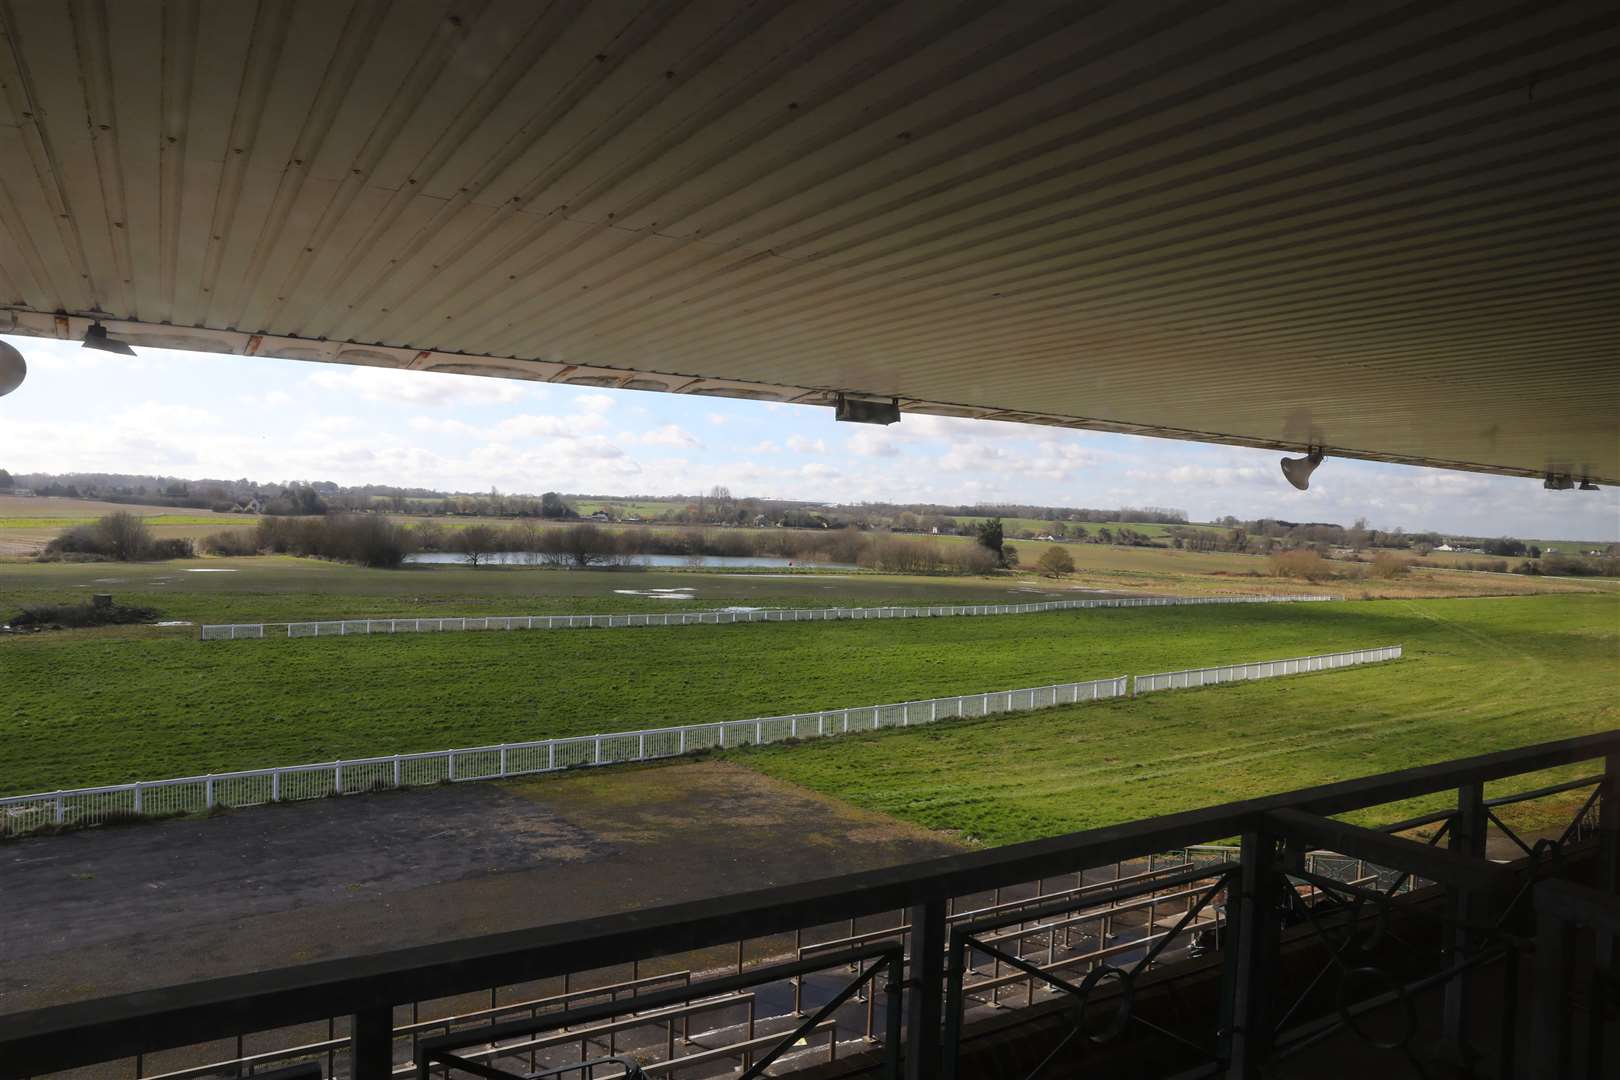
[1262,809,1514,893]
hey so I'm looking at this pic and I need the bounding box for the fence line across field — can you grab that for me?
[1132,644,1403,695]
[0,644,1400,838]
[199,593,1337,640]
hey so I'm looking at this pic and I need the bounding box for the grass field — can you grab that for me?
[0,556,1104,624]
[3,593,1615,804]
[735,594,1620,844]
[0,495,256,555]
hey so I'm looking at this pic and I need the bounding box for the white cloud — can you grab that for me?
[706,412,728,426]
[785,435,827,454]
[846,429,901,458]
[494,411,609,438]
[641,424,702,448]
[749,440,781,454]
[577,393,615,413]
[306,365,528,406]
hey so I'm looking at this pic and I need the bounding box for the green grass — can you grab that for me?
[3,593,1614,801]
[0,555,1081,624]
[734,594,1619,845]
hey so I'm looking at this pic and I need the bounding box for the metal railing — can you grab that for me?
[2,732,1613,1080]
[198,593,1336,641]
[1133,645,1403,694]
[0,645,1401,839]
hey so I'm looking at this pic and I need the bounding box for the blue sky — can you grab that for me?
[2,334,1616,541]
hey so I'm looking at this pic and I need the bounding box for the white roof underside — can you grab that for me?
[1,0,1615,482]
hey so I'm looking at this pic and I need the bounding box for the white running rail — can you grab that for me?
[0,643,1403,838]
[199,593,1337,640]
[1133,645,1403,695]
[0,674,1130,837]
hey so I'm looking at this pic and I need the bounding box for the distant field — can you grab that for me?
[0,556,1106,624]
[10,594,1615,798]
[943,515,1223,540]
[2,541,1607,632]
[736,594,1620,844]
[0,496,255,555]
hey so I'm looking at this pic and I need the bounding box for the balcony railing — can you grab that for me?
[0,730,1614,1080]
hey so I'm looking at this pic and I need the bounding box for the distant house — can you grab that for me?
[9,488,34,497]
[586,510,611,522]
[233,496,265,514]
[1433,543,1455,552]
[624,514,643,523]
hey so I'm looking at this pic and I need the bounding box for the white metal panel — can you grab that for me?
[0,0,1612,483]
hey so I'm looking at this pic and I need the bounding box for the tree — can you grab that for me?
[0,468,12,489]
[454,524,502,567]
[1000,543,1019,568]
[1036,546,1074,577]
[539,491,575,519]
[96,512,153,561]
[974,517,1004,560]
[557,523,611,567]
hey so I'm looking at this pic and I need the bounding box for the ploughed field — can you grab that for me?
[3,593,1614,811]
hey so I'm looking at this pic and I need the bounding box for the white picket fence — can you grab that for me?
[0,675,1128,837]
[0,643,1402,838]
[1132,645,1403,694]
[199,593,1337,640]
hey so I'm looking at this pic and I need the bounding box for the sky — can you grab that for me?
[1,335,1616,541]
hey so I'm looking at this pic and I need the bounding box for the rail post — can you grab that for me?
[1600,751,1620,962]
[1443,780,1487,1061]
[350,1006,393,1080]
[1223,828,1283,1077]
[904,898,947,1080]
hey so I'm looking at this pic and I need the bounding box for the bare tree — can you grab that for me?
[454,524,502,567]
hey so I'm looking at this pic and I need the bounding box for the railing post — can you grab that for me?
[1600,752,1620,963]
[904,899,947,1080]
[351,1006,394,1080]
[1224,829,1282,1077]
[1530,904,1577,1079]
[1443,781,1487,1061]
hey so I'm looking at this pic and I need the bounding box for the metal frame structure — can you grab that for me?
[1,731,1615,1080]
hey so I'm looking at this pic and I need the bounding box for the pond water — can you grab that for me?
[403,552,859,570]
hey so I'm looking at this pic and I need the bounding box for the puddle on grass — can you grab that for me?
[155,621,194,627]
[184,568,239,573]
[612,588,697,599]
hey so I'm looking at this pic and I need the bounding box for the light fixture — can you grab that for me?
[0,340,24,397]
[1543,474,1574,491]
[1578,479,1600,492]
[82,322,136,356]
[834,393,901,425]
[1280,446,1325,491]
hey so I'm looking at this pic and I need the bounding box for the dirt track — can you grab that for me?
[0,761,961,1013]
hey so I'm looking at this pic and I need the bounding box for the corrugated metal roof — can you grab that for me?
[1,0,1615,482]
